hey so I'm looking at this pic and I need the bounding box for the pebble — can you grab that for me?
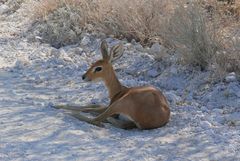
[150,43,161,54]
[0,4,9,14]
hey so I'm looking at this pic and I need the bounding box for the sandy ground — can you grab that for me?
[0,3,240,161]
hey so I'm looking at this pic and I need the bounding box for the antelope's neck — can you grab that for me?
[104,67,124,100]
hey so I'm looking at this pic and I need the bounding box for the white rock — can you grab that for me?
[0,5,9,14]
[35,36,42,40]
[225,72,237,83]
[81,36,91,46]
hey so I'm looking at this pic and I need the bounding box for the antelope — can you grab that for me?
[55,40,170,129]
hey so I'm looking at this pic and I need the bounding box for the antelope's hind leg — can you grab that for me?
[90,99,134,128]
[107,117,136,129]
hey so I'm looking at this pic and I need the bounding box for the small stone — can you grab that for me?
[147,69,159,78]
[225,72,237,83]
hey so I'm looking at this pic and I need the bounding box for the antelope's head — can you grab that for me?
[82,40,124,82]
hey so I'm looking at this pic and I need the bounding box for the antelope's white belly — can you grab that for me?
[119,113,141,129]
[118,113,133,121]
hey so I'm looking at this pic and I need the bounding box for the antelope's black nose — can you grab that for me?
[82,75,86,80]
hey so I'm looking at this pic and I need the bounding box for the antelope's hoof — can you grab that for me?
[92,121,105,127]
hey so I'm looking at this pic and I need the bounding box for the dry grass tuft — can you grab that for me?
[31,0,59,19]
[30,0,174,46]
[27,0,239,74]
[215,30,240,74]
[29,0,86,48]
[90,0,175,44]
[161,1,221,70]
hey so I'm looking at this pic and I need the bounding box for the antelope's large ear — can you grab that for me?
[100,40,109,60]
[109,43,124,63]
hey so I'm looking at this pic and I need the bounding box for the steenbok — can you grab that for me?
[55,40,170,129]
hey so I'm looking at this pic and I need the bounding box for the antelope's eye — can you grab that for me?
[94,67,102,72]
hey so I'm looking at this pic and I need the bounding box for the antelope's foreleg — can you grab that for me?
[53,104,106,113]
[70,105,114,127]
